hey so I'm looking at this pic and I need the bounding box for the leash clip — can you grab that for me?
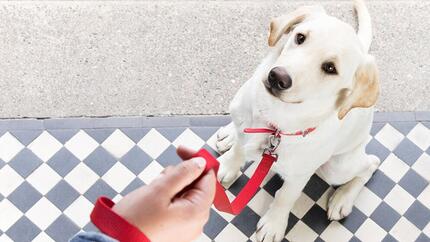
[264,132,281,158]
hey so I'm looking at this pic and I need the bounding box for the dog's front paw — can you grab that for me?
[218,162,240,185]
[327,187,354,220]
[216,125,235,153]
[256,210,288,242]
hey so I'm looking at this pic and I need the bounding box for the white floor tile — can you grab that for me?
[375,124,404,151]
[407,123,430,151]
[0,234,14,242]
[291,192,315,219]
[214,223,248,242]
[172,128,205,150]
[192,233,212,242]
[423,222,430,237]
[0,199,23,232]
[25,197,61,230]
[354,187,382,216]
[412,153,430,181]
[316,187,335,211]
[384,185,415,215]
[320,221,353,242]
[379,154,410,183]
[102,162,135,193]
[65,130,99,161]
[32,232,55,242]
[248,233,258,242]
[355,219,387,242]
[418,185,430,209]
[64,163,99,194]
[28,131,62,162]
[285,220,319,242]
[26,163,61,195]
[0,165,24,197]
[0,132,24,162]
[101,129,135,159]
[137,129,170,159]
[390,217,421,242]
[112,194,123,204]
[64,196,93,227]
[248,189,273,217]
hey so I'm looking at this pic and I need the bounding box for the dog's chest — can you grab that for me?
[241,127,337,178]
[273,139,337,177]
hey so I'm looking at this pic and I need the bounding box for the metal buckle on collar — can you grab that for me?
[302,130,309,137]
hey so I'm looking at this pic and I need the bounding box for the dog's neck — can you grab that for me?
[253,84,338,133]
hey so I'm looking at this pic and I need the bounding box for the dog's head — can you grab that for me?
[264,6,379,120]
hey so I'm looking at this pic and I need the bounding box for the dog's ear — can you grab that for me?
[268,5,325,47]
[338,55,380,119]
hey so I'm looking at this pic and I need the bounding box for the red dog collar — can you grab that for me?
[244,127,316,137]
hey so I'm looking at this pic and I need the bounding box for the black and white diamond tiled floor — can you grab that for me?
[0,113,429,242]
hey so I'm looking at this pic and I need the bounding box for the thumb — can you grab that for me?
[158,157,207,197]
[176,145,196,160]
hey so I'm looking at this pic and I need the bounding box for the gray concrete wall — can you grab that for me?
[0,1,428,118]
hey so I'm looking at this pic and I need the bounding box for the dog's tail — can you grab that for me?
[354,0,372,53]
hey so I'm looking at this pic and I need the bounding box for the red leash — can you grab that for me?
[191,148,277,214]
[200,126,316,214]
[90,126,316,242]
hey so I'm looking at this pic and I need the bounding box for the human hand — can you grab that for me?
[112,146,216,242]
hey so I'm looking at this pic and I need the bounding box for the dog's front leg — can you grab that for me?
[217,141,246,185]
[256,175,310,242]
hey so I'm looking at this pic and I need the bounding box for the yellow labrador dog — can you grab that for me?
[215,0,380,241]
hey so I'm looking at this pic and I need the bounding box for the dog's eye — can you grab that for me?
[295,33,306,45]
[321,62,337,75]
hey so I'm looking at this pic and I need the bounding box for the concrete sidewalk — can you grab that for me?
[0,1,428,118]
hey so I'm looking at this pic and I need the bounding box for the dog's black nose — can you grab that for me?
[268,67,292,90]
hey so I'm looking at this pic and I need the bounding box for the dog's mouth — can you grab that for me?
[264,81,281,97]
[263,80,303,104]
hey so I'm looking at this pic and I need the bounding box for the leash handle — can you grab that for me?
[192,149,277,215]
